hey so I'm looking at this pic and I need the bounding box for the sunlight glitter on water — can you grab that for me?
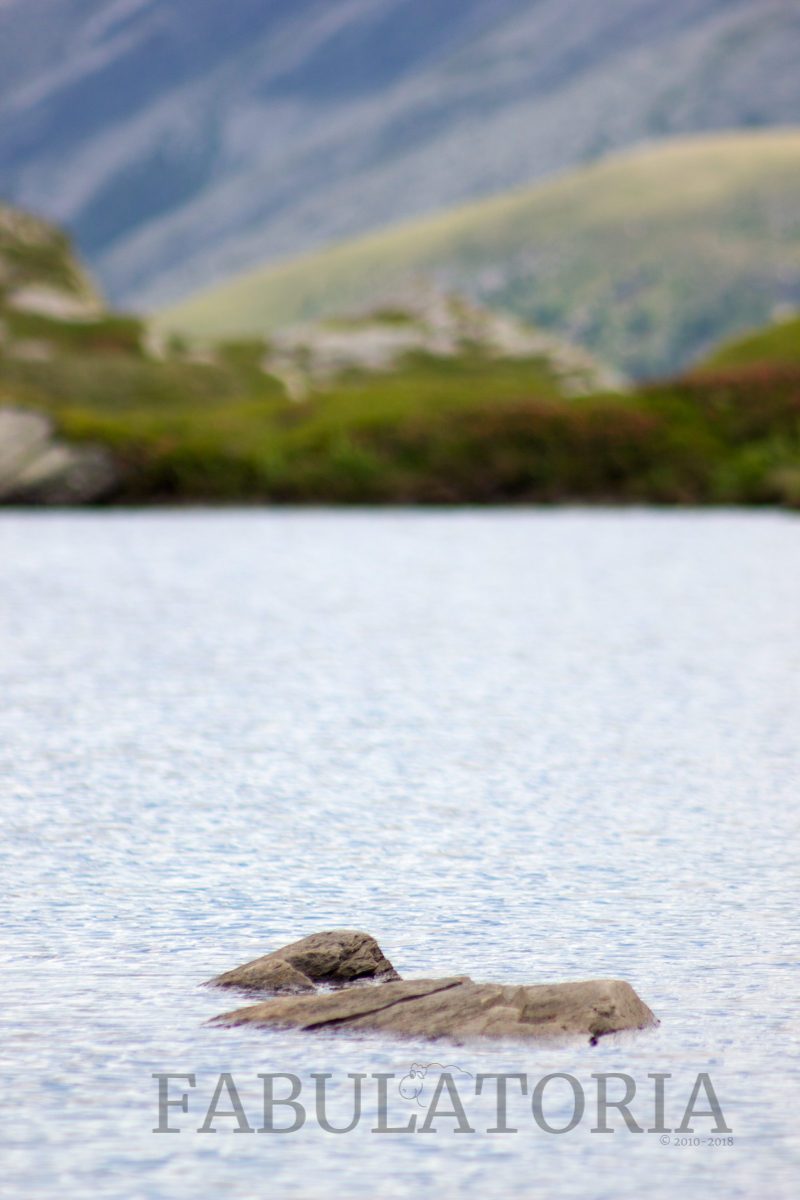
[1,508,799,1198]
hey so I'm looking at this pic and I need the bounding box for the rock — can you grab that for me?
[207,930,657,1041]
[6,285,103,321]
[0,408,47,480]
[207,929,401,993]
[213,978,466,1025]
[0,406,118,504]
[262,289,626,402]
[210,976,657,1043]
[233,959,316,993]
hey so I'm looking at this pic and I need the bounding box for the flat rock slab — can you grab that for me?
[211,977,657,1043]
[207,930,400,993]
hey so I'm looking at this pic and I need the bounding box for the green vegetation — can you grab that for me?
[702,315,800,368]
[0,200,102,305]
[1,195,799,508]
[3,309,144,356]
[2,341,603,501]
[1,320,798,507]
[154,129,800,378]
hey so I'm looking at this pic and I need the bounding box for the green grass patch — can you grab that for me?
[4,317,800,506]
[701,316,800,368]
[4,311,146,356]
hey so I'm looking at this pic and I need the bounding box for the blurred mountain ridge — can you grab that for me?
[156,129,800,378]
[2,0,800,308]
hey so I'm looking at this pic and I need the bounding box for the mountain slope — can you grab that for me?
[2,0,800,308]
[154,129,800,378]
[700,314,800,367]
[2,198,800,508]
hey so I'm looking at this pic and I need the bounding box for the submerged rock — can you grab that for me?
[211,976,657,1043]
[207,929,401,993]
[0,407,118,504]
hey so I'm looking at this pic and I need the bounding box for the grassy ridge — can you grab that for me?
[2,316,799,506]
[703,315,800,368]
[0,200,101,303]
[1,199,798,511]
[154,129,800,377]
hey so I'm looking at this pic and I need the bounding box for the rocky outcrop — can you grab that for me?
[207,929,657,1043]
[263,291,625,401]
[0,407,118,504]
[0,201,103,317]
[208,930,400,993]
[211,976,657,1043]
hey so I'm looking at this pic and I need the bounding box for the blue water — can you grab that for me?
[1,508,798,1198]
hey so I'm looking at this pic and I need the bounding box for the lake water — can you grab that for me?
[1,508,799,1199]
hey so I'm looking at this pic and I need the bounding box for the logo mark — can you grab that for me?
[398,1063,473,1108]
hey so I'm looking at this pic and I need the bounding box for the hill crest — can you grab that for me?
[154,129,800,377]
[2,0,800,307]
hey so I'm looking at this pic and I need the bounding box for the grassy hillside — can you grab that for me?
[0,199,137,358]
[154,130,800,378]
[0,201,104,322]
[701,314,800,368]
[2,336,596,501]
[2,196,799,508]
[5,323,798,508]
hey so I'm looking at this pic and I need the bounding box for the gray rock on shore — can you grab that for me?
[207,930,400,993]
[0,407,118,504]
[211,976,656,1043]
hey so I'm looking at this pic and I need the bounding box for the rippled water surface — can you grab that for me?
[1,509,799,1199]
